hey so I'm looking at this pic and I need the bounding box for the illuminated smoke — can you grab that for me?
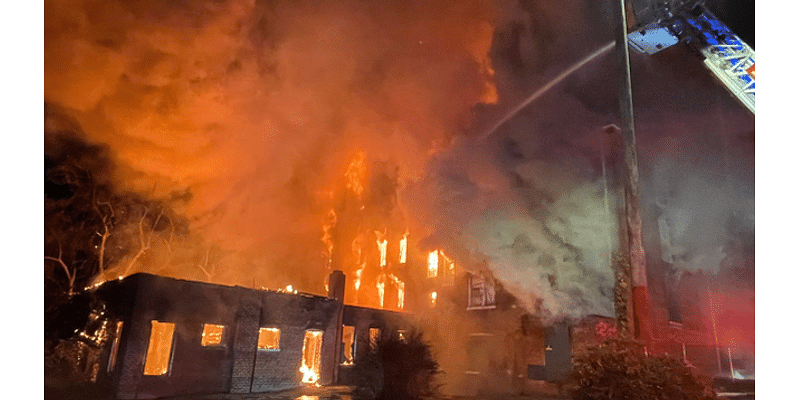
[45,0,497,288]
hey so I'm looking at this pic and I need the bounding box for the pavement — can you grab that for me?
[160,386,569,400]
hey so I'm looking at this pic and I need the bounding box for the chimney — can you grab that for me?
[328,270,346,303]
[328,270,346,385]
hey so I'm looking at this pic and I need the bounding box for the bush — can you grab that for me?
[568,338,716,400]
[352,330,441,400]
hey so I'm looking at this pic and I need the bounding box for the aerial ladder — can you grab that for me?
[625,0,755,114]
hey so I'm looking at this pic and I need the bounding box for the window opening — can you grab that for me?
[143,321,175,376]
[201,324,226,346]
[427,251,439,278]
[467,273,496,310]
[341,325,355,365]
[369,328,381,350]
[258,327,281,350]
[300,330,323,384]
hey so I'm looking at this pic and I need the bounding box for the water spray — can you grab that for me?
[481,41,615,140]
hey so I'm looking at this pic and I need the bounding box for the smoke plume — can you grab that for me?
[45,0,497,288]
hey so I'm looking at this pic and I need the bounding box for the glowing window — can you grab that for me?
[258,327,281,350]
[143,321,175,376]
[107,321,123,373]
[369,328,381,349]
[427,251,439,278]
[399,234,408,264]
[201,324,226,347]
[300,330,324,384]
[342,325,355,365]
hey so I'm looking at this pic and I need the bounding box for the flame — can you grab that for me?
[321,209,337,270]
[300,330,323,386]
[388,273,405,309]
[345,151,367,205]
[351,235,366,293]
[428,251,439,278]
[299,364,320,386]
[376,231,387,267]
[376,274,386,308]
[430,291,438,307]
[441,251,455,276]
[281,284,298,294]
[354,267,363,291]
[399,231,408,264]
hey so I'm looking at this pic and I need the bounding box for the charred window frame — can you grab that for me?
[467,273,496,310]
[341,325,356,365]
[369,327,381,350]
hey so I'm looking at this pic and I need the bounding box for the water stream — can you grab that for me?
[481,41,615,140]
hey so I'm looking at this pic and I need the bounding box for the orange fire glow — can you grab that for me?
[321,209,337,271]
[387,273,405,309]
[399,231,408,264]
[201,323,225,346]
[428,251,439,278]
[45,0,498,295]
[376,275,386,308]
[143,321,175,376]
[376,231,387,267]
[300,330,323,385]
[345,151,367,205]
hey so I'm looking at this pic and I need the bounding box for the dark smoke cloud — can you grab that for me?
[406,0,754,321]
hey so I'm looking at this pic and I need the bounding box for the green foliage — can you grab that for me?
[568,338,716,400]
[352,330,441,400]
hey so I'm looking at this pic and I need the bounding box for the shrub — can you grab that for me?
[568,338,716,400]
[352,330,441,400]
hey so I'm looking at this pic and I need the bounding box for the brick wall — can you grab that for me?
[103,274,342,399]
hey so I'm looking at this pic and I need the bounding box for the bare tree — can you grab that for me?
[197,246,218,281]
[93,193,114,282]
[44,239,79,296]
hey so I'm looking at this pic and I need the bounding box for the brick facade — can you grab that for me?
[92,273,407,399]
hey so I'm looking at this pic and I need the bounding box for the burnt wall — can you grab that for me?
[104,274,340,399]
[337,305,410,385]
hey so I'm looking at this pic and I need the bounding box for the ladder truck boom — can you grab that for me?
[625,1,755,114]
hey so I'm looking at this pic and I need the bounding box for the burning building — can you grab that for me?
[44,0,754,397]
[88,271,410,398]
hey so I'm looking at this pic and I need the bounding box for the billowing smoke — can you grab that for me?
[404,0,754,323]
[45,0,497,288]
[45,0,754,327]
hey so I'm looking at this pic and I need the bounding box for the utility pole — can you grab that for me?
[612,0,651,344]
